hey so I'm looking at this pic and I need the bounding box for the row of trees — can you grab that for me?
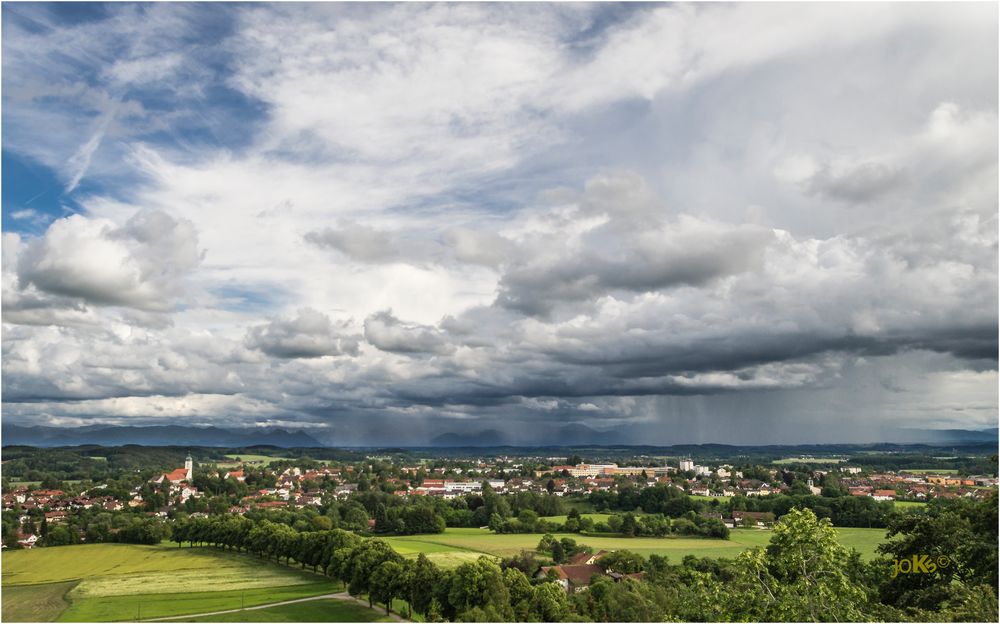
[489,507,730,540]
[172,515,574,621]
[590,483,893,527]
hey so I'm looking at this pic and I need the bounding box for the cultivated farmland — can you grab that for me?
[1,544,341,622]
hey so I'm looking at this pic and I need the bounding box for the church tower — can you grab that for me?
[185,453,193,481]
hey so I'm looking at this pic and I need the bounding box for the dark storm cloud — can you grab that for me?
[496,222,773,316]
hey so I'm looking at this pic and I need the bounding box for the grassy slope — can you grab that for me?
[185,599,394,622]
[1,581,77,622]
[58,583,340,622]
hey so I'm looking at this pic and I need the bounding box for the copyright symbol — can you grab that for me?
[937,555,950,568]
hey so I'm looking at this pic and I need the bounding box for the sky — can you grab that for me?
[1,2,997,446]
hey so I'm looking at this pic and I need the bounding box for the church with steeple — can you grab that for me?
[152,453,194,485]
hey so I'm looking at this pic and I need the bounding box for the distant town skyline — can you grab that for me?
[2,3,997,445]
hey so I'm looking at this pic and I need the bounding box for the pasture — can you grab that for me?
[2,544,339,622]
[383,526,887,567]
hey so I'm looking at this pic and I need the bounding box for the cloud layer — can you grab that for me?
[2,3,997,444]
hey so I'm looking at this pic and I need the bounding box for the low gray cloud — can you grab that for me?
[495,174,775,316]
[808,161,906,203]
[364,310,452,355]
[304,222,402,263]
[245,308,361,359]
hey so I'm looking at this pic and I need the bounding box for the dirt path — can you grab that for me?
[144,591,407,622]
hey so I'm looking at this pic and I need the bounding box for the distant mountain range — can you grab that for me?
[428,424,625,447]
[885,427,998,445]
[1,423,994,449]
[1,424,323,448]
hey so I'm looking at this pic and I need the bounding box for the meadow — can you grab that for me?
[2,544,340,622]
[383,525,888,568]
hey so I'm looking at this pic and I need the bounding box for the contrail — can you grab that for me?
[64,99,120,194]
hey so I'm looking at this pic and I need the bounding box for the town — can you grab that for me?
[4,446,996,549]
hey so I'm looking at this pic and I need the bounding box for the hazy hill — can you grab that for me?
[1,424,323,448]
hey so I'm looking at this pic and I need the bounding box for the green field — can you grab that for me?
[7,480,43,488]
[2,544,339,622]
[219,454,285,467]
[900,469,959,474]
[59,583,340,622]
[384,526,887,566]
[772,457,846,465]
[186,599,394,622]
[538,513,615,525]
[893,501,927,510]
[2,582,77,622]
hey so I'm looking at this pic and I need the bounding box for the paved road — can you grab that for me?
[144,591,406,622]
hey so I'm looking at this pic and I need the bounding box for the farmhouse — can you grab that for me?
[537,550,646,592]
[538,564,604,592]
[730,510,775,528]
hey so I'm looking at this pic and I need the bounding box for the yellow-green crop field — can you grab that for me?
[1,544,341,622]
